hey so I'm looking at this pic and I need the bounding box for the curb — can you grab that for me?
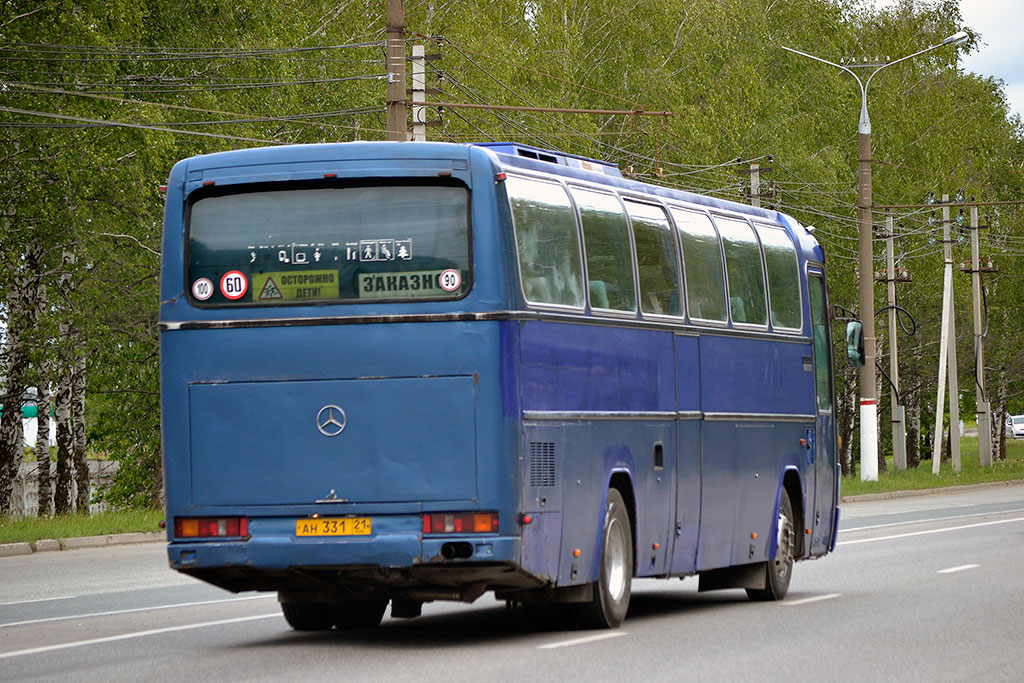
[0,531,165,557]
[841,478,1024,503]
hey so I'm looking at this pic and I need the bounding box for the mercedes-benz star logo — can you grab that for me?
[315,405,347,437]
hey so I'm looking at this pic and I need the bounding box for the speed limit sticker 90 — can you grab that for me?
[438,269,462,292]
[191,278,214,301]
[219,271,248,300]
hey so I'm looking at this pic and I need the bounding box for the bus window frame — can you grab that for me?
[668,204,729,329]
[182,177,475,309]
[711,211,770,332]
[504,172,587,314]
[754,222,805,335]
[568,183,641,321]
[621,194,685,323]
[807,262,835,414]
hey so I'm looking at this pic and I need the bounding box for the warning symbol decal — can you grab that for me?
[258,276,283,300]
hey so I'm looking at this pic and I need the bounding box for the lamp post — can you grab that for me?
[781,31,968,481]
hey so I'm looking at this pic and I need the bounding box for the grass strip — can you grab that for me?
[0,509,164,544]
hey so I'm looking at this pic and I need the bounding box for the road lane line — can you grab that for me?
[0,612,281,660]
[842,507,1024,533]
[0,596,78,607]
[538,632,627,649]
[938,564,980,574]
[783,593,842,606]
[0,594,275,629]
[838,516,1024,546]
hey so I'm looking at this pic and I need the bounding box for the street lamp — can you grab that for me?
[781,30,968,481]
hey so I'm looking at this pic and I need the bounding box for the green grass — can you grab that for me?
[0,509,164,544]
[840,435,1024,498]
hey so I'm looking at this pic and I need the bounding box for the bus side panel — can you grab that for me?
[518,321,677,583]
[696,334,815,571]
[518,322,674,411]
[672,334,702,575]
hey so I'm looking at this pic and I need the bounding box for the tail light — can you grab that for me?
[174,517,249,539]
[422,512,498,535]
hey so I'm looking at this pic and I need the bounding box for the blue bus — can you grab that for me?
[160,141,838,630]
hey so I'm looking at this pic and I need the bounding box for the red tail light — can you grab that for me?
[422,513,498,535]
[174,517,249,538]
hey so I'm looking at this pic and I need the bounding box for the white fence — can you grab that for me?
[10,460,119,518]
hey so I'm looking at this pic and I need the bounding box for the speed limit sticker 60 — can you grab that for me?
[220,271,248,300]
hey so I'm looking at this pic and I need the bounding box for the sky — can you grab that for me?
[875,0,1024,120]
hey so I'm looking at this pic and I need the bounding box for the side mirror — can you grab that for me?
[846,321,865,367]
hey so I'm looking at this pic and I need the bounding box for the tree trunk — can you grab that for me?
[838,376,857,477]
[0,288,30,514]
[53,373,74,515]
[72,352,89,512]
[993,368,1008,462]
[35,384,52,516]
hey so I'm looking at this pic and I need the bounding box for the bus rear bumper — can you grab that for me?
[167,534,532,595]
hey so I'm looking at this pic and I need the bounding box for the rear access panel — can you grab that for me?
[188,376,476,506]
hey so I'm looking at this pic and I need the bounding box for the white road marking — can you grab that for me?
[938,564,980,574]
[0,593,275,629]
[842,507,1024,533]
[538,631,627,649]
[0,612,281,660]
[838,516,1024,546]
[783,593,842,606]
[0,596,78,607]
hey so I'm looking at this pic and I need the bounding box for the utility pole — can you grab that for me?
[385,0,407,141]
[410,43,426,142]
[738,158,774,208]
[932,193,961,474]
[960,201,998,467]
[875,213,910,470]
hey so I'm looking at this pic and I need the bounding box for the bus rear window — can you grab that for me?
[186,183,470,306]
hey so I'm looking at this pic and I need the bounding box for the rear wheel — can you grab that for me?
[571,488,632,629]
[747,493,795,602]
[330,599,388,630]
[280,601,334,631]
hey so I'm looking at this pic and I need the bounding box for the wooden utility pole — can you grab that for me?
[385,0,407,141]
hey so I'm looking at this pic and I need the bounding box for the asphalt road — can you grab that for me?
[3,484,1024,682]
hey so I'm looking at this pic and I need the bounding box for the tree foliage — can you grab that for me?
[1,0,1022,509]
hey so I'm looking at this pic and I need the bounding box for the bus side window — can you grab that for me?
[756,224,802,331]
[715,216,767,327]
[506,176,585,308]
[570,187,636,314]
[671,207,727,323]
[625,200,681,317]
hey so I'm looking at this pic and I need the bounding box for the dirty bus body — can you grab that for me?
[160,141,838,630]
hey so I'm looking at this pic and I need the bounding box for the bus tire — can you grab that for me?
[572,488,632,629]
[330,599,388,630]
[747,493,795,602]
[280,601,334,631]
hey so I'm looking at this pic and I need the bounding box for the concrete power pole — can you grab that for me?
[964,202,995,467]
[411,44,427,142]
[877,213,909,470]
[385,0,408,141]
[932,193,962,474]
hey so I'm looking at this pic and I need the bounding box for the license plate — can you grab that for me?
[295,517,371,537]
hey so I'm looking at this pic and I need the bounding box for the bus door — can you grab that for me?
[808,271,837,554]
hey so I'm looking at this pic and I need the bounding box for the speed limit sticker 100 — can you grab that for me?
[220,271,248,300]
